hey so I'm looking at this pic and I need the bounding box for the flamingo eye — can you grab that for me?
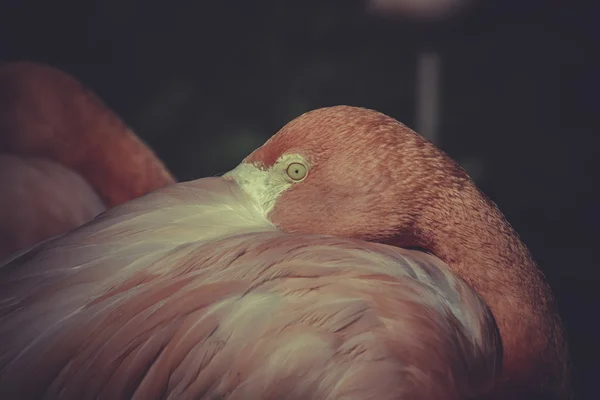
[286,162,308,181]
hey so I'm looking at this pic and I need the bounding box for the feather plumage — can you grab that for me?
[0,178,500,399]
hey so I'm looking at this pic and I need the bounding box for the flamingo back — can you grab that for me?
[0,155,106,259]
[0,178,501,399]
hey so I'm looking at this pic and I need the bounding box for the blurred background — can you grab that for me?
[0,0,597,397]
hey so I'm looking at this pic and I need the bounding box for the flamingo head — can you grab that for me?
[225,105,473,249]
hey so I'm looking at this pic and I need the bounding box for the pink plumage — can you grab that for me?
[0,85,570,399]
[0,178,500,399]
[0,155,105,258]
[0,62,175,259]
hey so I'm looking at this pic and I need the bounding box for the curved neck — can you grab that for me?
[422,184,570,398]
[0,63,175,207]
[68,119,176,208]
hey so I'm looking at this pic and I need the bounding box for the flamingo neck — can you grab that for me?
[421,184,570,398]
[72,119,176,207]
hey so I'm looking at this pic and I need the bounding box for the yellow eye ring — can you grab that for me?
[286,162,308,181]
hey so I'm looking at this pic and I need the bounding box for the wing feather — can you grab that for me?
[0,178,501,399]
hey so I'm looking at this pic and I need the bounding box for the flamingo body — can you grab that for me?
[0,100,569,399]
[0,155,106,259]
[0,178,500,399]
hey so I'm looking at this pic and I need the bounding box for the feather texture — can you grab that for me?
[0,177,500,399]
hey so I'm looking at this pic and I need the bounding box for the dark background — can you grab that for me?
[1,0,598,397]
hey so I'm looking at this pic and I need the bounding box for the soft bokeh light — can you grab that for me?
[367,0,469,20]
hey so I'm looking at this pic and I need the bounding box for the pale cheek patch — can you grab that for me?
[224,154,309,218]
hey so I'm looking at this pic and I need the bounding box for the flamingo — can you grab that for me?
[0,105,569,399]
[0,62,175,259]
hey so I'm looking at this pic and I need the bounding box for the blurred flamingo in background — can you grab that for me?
[0,62,175,259]
[0,94,569,398]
